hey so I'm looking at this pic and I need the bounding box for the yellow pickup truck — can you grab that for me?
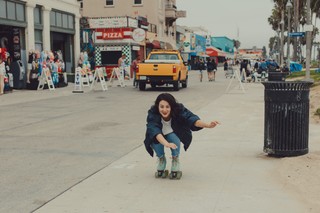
[136,49,188,91]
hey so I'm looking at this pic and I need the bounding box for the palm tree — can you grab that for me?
[269,0,289,64]
[269,0,320,62]
[311,0,320,60]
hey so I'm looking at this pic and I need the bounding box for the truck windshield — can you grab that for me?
[149,54,178,60]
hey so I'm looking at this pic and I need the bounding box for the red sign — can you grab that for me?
[96,28,132,40]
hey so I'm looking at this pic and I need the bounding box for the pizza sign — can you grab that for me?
[103,32,123,39]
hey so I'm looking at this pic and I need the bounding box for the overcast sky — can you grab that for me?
[176,0,275,49]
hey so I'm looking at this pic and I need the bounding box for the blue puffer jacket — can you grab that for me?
[144,104,203,157]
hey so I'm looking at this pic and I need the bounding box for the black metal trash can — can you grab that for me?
[268,72,288,81]
[262,81,313,157]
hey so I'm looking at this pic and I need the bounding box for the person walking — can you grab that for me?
[223,59,228,72]
[0,48,6,95]
[198,58,205,82]
[118,54,126,79]
[143,93,220,179]
[131,55,141,87]
[206,58,214,81]
[211,58,217,81]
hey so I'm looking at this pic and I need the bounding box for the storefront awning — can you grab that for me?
[146,40,161,49]
[206,47,226,57]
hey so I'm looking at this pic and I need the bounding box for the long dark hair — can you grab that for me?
[154,93,181,118]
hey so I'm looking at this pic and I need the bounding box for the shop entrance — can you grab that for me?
[51,32,66,59]
[0,25,11,51]
[51,32,74,72]
[0,25,23,62]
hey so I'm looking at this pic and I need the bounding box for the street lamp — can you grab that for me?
[286,1,293,70]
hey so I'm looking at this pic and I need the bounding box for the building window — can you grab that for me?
[106,0,113,6]
[34,7,41,25]
[35,29,43,51]
[0,1,6,18]
[50,11,56,26]
[56,12,62,27]
[134,0,142,5]
[50,11,75,30]
[7,1,16,20]
[62,14,68,28]
[68,15,74,29]
[16,3,24,21]
[0,0,25,21]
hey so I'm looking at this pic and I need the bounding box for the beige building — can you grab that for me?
[0,0,81,80]
[80,0,186,51]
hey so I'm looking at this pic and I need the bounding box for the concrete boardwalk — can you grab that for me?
[31,80,320,213]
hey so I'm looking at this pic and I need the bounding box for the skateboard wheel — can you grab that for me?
[169,171,182,180]
[155,170,168,178]
[162,170,169,178]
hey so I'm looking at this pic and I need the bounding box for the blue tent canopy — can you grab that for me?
[290,61,303,72]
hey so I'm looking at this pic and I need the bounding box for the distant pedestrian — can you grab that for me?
[223,60,228,71]
[198,58,206,82]
[144,93,220,179]
[240,60,248,75]
[211,58,217,81]
[118,54,126,78]
[206,58,214,81]
[254,60,259,72]
[131,55,141,87]
[0,48,6,95]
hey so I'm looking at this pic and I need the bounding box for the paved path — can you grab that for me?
[30,79,320,213]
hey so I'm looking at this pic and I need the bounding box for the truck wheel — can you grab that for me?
[139,82,146,91]
[181,76,188,88]
[151,83,156,88]
[173,81,179,91]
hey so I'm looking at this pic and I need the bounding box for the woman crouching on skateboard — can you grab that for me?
[144,93,220,179]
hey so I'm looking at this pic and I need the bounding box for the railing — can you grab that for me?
[165,3,177,10]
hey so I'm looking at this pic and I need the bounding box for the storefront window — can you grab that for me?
[0,1,6,18]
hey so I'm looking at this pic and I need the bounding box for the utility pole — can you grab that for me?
[293,0,299,62]
[286,2,292,68]
[306,0,312,80]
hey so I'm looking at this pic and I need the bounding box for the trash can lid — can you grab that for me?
[262,81,313,90]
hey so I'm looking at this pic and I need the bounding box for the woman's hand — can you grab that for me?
[206,121,220,128]
[195,120,221,128]
[165,142,177,149]
[156,134,177,149]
